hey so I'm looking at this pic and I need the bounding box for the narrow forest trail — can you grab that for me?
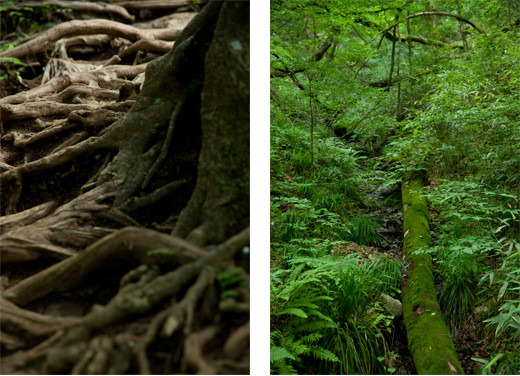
[1,2,250,374]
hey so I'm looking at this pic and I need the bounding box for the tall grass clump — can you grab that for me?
[348,214,382,247]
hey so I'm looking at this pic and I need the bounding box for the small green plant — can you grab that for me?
[151,122,160,134]
[439,268,476,329]
[0,56,24,83]
[372,254,404,294]
[472,353,505,375]
[378,351,400,374]
[483,298,520,338]
[348,214,382,247]
[271,255,401,375]
[217,267,247,299]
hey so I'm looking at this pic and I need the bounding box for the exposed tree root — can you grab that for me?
[0,19,185,59]
[0,201,55,233]
[0,3,249,374]
[136,266,215,373]
[119,38,175,58]
[183,326,220,374]
[223,321,250,359]
[2,225,209,305]
[116,1,193,11]
[1,180,124,263]
[121,178,190,212]
[11,1,135,22]
[0,65,145,106]
[1,227,249,374]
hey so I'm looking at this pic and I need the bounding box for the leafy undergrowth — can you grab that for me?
[270,113,410,374]
[271,1,520,374]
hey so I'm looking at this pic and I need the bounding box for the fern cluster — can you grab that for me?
[271,255,404,374]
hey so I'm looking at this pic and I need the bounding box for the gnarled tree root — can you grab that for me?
[10,1,135,22]
[0,19,184,59]
[2,226,209,305]
[0,227,249,374]
[401,178,463,374]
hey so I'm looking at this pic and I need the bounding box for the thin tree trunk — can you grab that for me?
[455,0,469,51]
[407,13,413,74]
[388,23,397,89]
[396,21,403,121]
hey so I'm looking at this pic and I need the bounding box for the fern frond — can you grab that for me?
[299,332,323,344]
[306,308,335,322]
[270,346,296,363]
[288,300,319,309]
[285,340,310,356]
[310,346,340,362]
[299,320,337,332]
[271,359,298,375]
[275,308,308,318]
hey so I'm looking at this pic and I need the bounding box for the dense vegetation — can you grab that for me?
[270,0,520,374]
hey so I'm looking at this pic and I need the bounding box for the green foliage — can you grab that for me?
[217,267,247,299]
[271,0,520,372]
[473,344,520,375]
[421,178,519,329]
[0,56,24,83]
[271,254,402,374]
[0,57,22,65]
[348,214,382,247]
[0,2,52,34]
[439,264,476,329]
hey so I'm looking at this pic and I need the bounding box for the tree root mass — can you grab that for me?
[0,1,250,374]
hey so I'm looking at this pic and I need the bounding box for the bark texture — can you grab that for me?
[173,1,250,245]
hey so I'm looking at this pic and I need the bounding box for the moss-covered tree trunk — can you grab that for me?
[401,178,463,374]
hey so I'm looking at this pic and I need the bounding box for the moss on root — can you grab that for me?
[402,178,463,375]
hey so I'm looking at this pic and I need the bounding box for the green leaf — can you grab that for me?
[0,56,23,65]
[146,248,175,256]
[275,308,308,318]
[310,346,339,362]
[270,346,296,363]
[498,281,509,301]
[221,290,239,299]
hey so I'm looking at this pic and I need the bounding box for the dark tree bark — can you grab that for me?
[173,1,250,245]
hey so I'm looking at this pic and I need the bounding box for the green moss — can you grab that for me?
[401,178,464,375]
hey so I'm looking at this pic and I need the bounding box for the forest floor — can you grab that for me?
[1,2,249,374]
[362,157,493,375]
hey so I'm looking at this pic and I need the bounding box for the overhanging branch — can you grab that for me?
[371,11,485,45]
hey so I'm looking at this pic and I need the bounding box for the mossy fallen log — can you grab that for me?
[401,178,463,375]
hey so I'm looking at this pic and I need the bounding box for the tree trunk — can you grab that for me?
[173,1,250,245]
[401,178,463,374]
